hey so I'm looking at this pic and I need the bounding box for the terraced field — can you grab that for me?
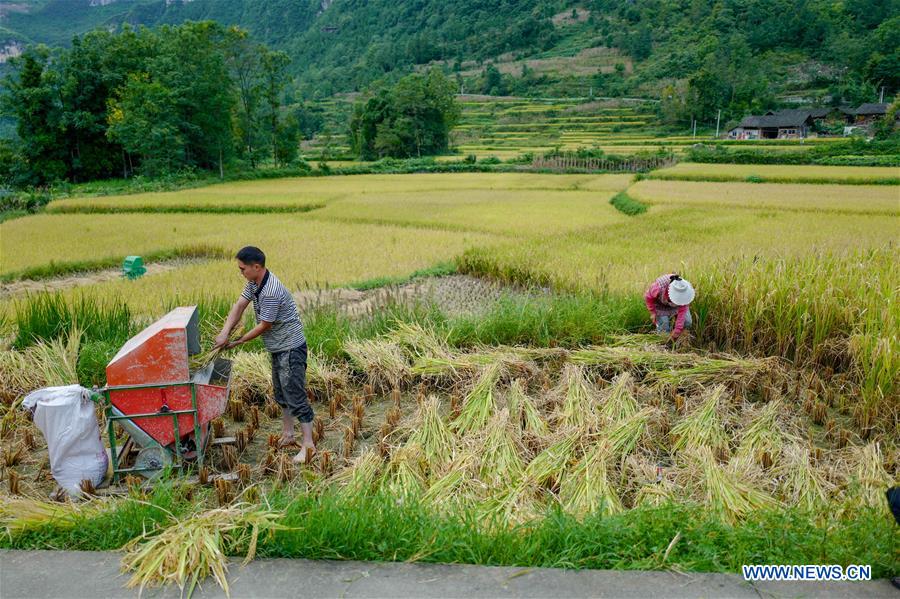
[303,97,847,162]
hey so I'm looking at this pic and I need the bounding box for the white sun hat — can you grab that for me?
[668,278,695,306]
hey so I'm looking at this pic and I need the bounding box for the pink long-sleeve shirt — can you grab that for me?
[644,273,689,336]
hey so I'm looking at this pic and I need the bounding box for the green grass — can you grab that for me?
[3,489,896,577]
[12,293,135,350]
[349,261,458,290]
[609,192,648,216]
[46,203,327,215]
[648,173,900,185]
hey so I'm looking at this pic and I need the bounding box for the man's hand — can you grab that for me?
[214,331,230,349]
[224,339,243,350]
[650,313,657,326]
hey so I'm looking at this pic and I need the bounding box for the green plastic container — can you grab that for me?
[122,255,147,279]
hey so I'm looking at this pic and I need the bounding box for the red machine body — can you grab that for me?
[106,306,229,448]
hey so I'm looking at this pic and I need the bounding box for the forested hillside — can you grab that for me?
[3,0,897,123]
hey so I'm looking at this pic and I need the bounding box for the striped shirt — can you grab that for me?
[241,270,306,353]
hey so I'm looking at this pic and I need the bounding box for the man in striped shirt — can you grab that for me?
[215,246,315,464]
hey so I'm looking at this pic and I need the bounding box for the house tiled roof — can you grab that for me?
[853,103,888,115]
[736,109,814,129]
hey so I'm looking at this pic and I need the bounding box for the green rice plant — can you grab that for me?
[670,385,729,456]
[506,379,549,437]
[777,443,831,512]
[690,446,779,523]
[452,362,502,434]
[121,503,285,596]
[598,372,638,424]
[12,292,132,349]
[559,441,623,517]
[407,396,454,470]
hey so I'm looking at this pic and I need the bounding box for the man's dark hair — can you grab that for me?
[236,246,265,266]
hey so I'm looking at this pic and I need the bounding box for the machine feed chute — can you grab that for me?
[102,306,231,480]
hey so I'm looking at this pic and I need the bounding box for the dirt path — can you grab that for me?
[0,259,207,298]
[294,274,548,317]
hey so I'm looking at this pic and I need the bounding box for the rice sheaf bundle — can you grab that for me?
[560,441,623,517]
[670,385,730,456]
[692,446,778,522]
[230,351,273,404]
[777,443,832,512]
[476,410,525,486]
[844,442,895,510]
[736,400,791,466]
[407,396,454,471]
[556,364,596,429]
[389,321,450,362]
[506,379,549,437]
[598,372,639,424]
[381,442,427,497]
[121,503,284,597]
[327,449,382,496]
[343,338,409,391]
[604,407,656,458]
[453,362,502,434]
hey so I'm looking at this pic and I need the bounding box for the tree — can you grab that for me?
[260,50,291,167]
[106,73,184,177]
[349,69,460,160]
[2,47,67,184]
[482,64,505,95]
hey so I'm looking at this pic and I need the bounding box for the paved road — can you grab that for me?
[0,550,895,598]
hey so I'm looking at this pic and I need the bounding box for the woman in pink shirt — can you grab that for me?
[644,273,695,339]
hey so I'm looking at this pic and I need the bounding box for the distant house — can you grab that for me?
[847,103,889,125]
[728,109,824,140]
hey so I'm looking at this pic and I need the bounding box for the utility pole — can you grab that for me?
[880,86,885,103]
[692,119,697,138]
[715,109,721,138]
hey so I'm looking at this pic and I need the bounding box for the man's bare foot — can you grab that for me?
[278,435,296,448]
[292,445,316,464]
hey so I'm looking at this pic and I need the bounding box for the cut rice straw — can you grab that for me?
[452,362,502,433]
[121,503,284,597]
[560,440,623,517]
[670,385,730,456]
[506,379,549,437]
[598,372,639,424]
[556,364,596,429]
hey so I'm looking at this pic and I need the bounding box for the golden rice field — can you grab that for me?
[310,189,629,235]
[0,215,494,312]
[458,206,897,295]
[0,164,897,589]
[628,180,900,215]
[649,162,900,183]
